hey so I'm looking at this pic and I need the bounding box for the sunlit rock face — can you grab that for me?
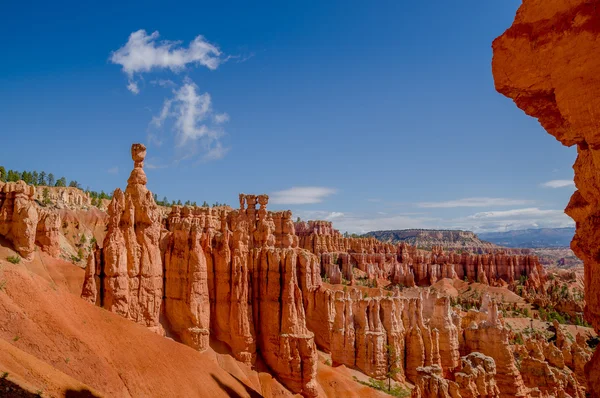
[492,0,600,393]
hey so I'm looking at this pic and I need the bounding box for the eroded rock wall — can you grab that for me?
[492,0,600,393]
[0,181,39,260]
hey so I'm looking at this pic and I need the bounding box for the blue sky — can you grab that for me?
[0,0,576,233]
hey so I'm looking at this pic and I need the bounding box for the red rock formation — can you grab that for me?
[33,186,91,207]
[454,352,500,398]
[462,301,528,397]
[411,365,458,398]
[35,209,61,257]
[492,1,600,393]
[0,181,39,260]
[164,205,210,351]
[85,144,164,333]
[296,221,546,292]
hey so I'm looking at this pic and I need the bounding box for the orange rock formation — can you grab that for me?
[492,0,600,394]
[0,181,39,260]
[296,220,546,291]
[81,144,591,397]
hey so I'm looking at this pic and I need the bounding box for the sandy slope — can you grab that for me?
[0,260,265,397]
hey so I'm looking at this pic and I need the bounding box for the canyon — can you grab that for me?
[0,1,598,396]
[77,144,593,397]
[1,143,595,397]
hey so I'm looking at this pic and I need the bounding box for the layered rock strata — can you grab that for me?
[492,0,600,393]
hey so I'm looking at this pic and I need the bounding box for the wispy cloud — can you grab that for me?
[213,112,230,124]
[289,205,573,234]
[111,30,224,93]
[417,197,534,208]
[270,187,336,205]
[541,179,575,188]
[326,212,344,220]
[107,166,119,174]
[150,79,176,88]
[127,81,140,94]
[150,80,229,161]
[146,161,168,170]
[467,208,563,219]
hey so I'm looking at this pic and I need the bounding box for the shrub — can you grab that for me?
[324,359,332,366]
[514,333,524,345]
[352,376,409,397]
[6,255,20,264]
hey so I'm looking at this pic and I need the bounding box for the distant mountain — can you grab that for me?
[478,227,575,248]
[363,229,498,251]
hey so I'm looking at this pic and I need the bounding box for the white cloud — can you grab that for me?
[150,79,176,88]
[541,179,575,188]
[107,166,119,174]
[467,208,563,219]
[270,187,336,205]
[417,197,534,208]
[288,205,574,234]
[456,207,573,232]
[201,141,229,161]
[326,212,344,220]
[111,30,223,93]
[149,81,229,161]
[213,112,230,124]
[127,80,140,94]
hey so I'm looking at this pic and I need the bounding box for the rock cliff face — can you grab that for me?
[492,0,600,394]
[0,181,39,260]
[365,229,498,252]
[33,186,91,207]
[0,181,73,260]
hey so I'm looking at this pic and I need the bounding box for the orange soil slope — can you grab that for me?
[0,260,264,398]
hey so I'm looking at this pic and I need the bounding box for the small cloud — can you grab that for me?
[150,79,176,88]
[540,179,575,188]
[326,212,344,220]
[213,112,230,124]
[201,142,230,162]
[146,161,168,170]
[270,187,337,205]
[149,80,229,161]
[111,29,223,93]
[107,166,119,174]
[417,197,534,208]
[127,80,140,94]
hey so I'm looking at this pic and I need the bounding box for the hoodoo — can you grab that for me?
[78,143,593,397]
